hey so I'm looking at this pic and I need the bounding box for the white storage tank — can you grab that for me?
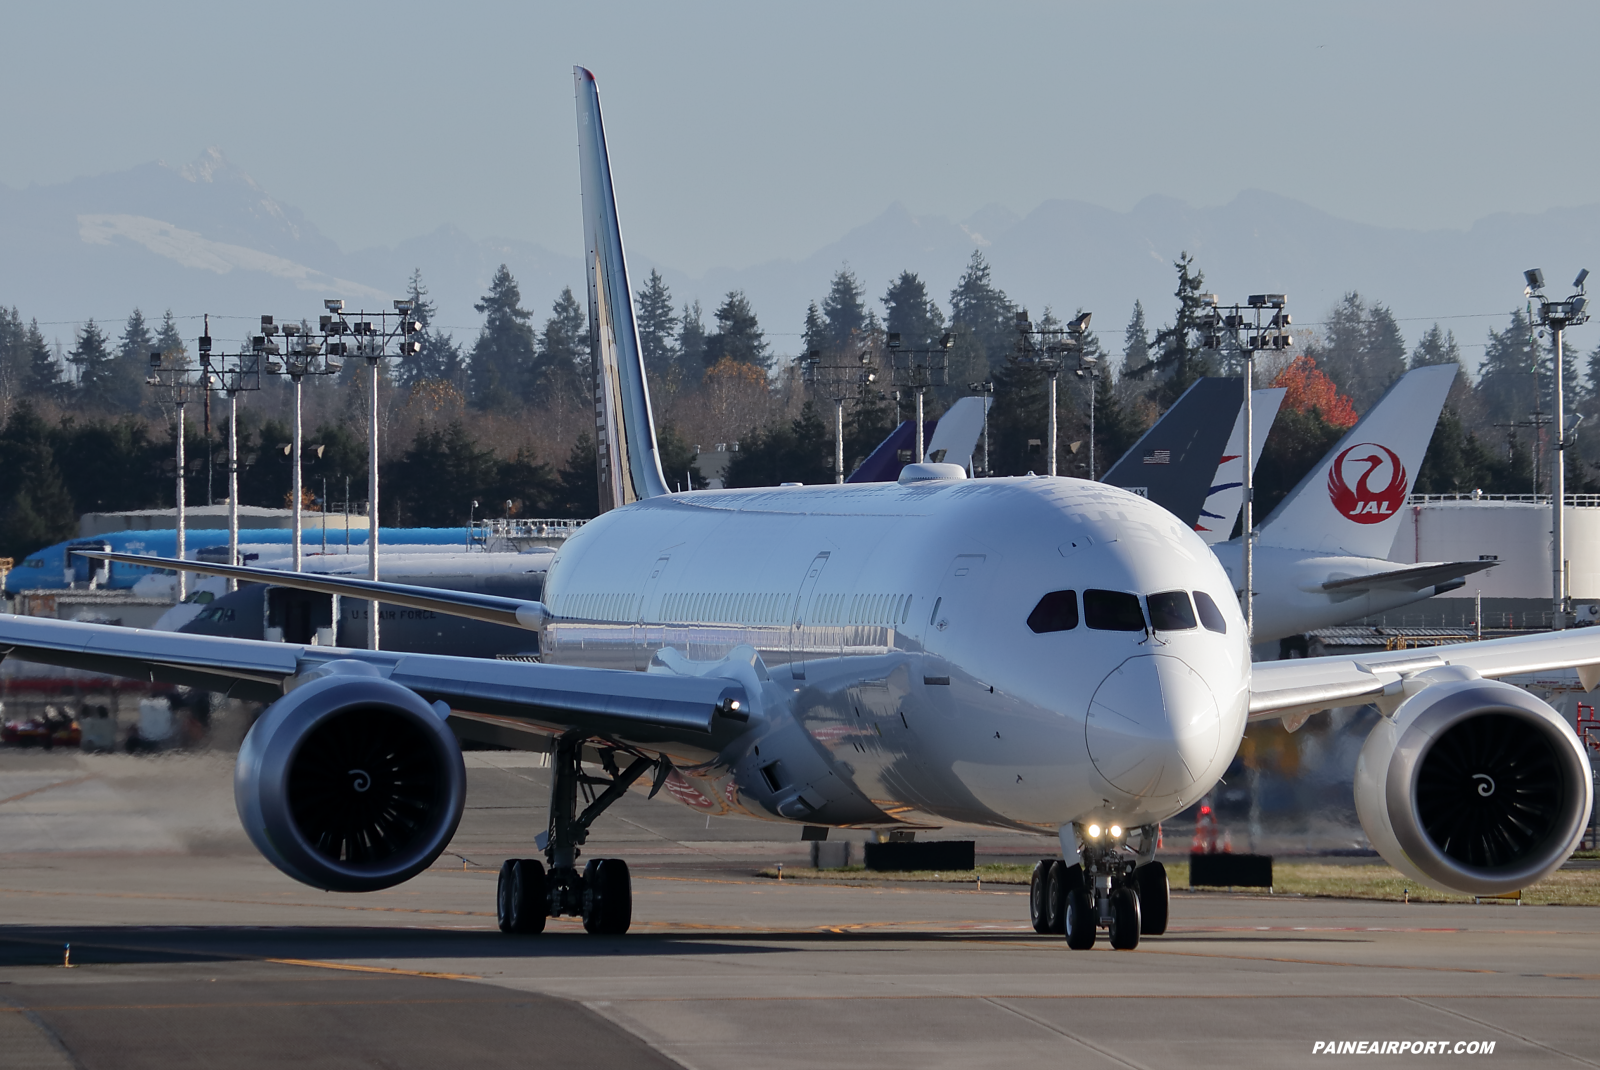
[1394,496,1600,600]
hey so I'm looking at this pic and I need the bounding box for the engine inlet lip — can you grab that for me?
[1387,683,1591,895]
[242,673,466,892]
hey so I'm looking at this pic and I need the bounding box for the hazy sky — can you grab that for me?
[5,2,1597,276]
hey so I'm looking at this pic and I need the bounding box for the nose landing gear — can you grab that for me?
[1036,824,1167,950]
[496,733,655,936]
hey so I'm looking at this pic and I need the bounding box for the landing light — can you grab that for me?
[1109,824,1124,838]
[1086,823,1102,839]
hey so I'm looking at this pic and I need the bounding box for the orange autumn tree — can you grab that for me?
[1271,355,1358,428]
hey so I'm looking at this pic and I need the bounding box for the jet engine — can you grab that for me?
[1354,670,1592,896]
[235,664,466,892]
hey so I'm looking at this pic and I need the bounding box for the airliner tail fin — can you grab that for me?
[575,67,670,511]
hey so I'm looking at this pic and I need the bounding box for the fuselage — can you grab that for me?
[539,474,1251,835]
[1211,541,1456,643]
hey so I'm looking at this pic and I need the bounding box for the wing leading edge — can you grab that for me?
[0,615,745,751]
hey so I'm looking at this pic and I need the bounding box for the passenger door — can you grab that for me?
[788,552,830,679]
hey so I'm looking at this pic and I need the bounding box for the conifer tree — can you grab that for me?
[529,287,589,408]
[635,270,679,380]
[23,320,60,400]
[1301,293,1406,411]
[399,270,465,388]
[702,292,768,370]
[820,267,866,353]
[1144,253,1212,404]
[469,264,537,410]
[1122,301,1150,371]
[68,320,118,410]
[801,301,827,357]
[948,251,1014,370]
[678,301,706,375]
[882,271,945,350]
[155,310,188,365]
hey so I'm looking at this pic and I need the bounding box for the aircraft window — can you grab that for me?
[1026,590,1078,634]
[1148,590,1197,631]
[1193,591,1228,634]
[1083,589,1146,632]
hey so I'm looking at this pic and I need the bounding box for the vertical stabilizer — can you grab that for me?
[575,67,670,512]
[1195,387,1286,545]
[1102,377,1243,529]
[1255,364,1456,557]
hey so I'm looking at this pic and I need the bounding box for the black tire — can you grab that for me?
[1109,885,1141,950]
[498,858,547,934]
[1064,887,1097,950]
[1047,861,1082,935]
[1134,861,1169,936]
[1029,861,1051,934]
[582,858,632,935]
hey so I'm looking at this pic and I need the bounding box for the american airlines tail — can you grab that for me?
[575,66,671,511]
[1194,387,1286,545]
[1254,363,1456,558]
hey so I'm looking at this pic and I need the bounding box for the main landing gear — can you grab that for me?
[1028,825,1168,951]
[497,733,655,935]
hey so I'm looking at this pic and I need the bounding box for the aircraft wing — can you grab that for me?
[0,615,742,746]
[1248,628,1600,722]
[77,550,548,629]
[1320,559,1498,594]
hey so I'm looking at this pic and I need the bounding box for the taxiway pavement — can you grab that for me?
[1,750,1595,1069]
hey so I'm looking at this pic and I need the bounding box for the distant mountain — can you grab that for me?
[4,149,1598,373]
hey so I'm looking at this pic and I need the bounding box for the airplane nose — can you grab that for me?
[1085,655,1222,800]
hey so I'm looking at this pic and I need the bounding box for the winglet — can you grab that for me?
[575,67,670,511]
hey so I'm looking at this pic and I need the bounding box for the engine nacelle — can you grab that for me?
[235,664,466,892]
[1355,672,1593,896]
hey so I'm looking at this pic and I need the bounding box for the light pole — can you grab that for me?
[315,299,421,649]
[967,380,994,476]
[201,329,260,593]
[800,349,877,483]
[1074,355,1101,480]
[887,333,951,463]
[146,351,206,602]
[1197,294,1294,645]
[259,315,340,572]
[1016,311,1092,478]
[1525,267,1590,630]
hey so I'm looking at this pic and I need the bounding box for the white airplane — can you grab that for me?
[1,68,1595,953]
[1210,363,1494,643]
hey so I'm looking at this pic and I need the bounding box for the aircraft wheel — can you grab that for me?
[1135,861,1169,935]
[1109,885,1141,950]
[498,858,548,934]
[582,858,632,935]
[1047,861,1083,935]
[1064,887,1097,950]
[1029,861,1052,934]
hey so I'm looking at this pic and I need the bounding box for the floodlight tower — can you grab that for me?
[1525,267,1591,630]
[1197,294,1293,645]
[887,333,951,463]
[801,349,878,483]
[207,335,261,593]
[315,298,421,649]
[260,315,340,571]
[146,351,206,602]
[1016,311,1092,477]
[967,380,994,476]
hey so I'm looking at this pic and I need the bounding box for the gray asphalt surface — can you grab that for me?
[2,749,1596,1069]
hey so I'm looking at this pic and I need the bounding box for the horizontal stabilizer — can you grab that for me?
[76,550,547,630]
[1321,559,1498,594]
